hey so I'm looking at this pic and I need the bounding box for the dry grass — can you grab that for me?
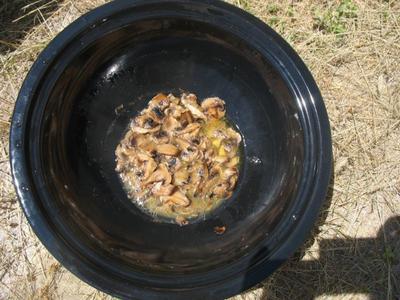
[0,0,399,299]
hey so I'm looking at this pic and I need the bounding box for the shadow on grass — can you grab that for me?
[243,172,400,299]
[0,0,60,54]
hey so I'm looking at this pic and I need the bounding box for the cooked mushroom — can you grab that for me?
[226,127,242,144]
[212,182,230,198]
[201,97,226,119]
[145,164,171,185]
[116,92,241,225]
[156,144,180,156]
[181,93,206,120]
[177,122,200,134]
[131,124,161,134]
[164,190,190,207]
[149,93,170,110]
[152,183,175,196]
[173,168,190,186]
[142,157,157,180]
[162,115,181,132]
[153,130,169,144]
[175,215,189,226]
[180,111,193,126]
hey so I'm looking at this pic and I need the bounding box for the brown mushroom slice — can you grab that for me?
[212,182,230,198]
[209,163,223,178]
[148,107,164,123]
[130,133,148,147]
[135,113,159,128]
[173,168,190,186]
[226,127,242,144]
[201,97,226,119]
[167,93,180,105]
[156,144,180,156]
[165,102,185,119]
[190,163,209,194]
[214,155,228,164]
[149,93,170,110]
[181,127,201,141]
[143,158,157,180]
[228,173,238,190]
[145,164,172,185]
[175,215,189,226]
[178,122,201,134]
[152,183,175,196]
[166,157,181,172]
[181,146,200,162]
[136,151,152,162]
[222,167,237,180]
[117,146,138,166]
[162,115,181,132]
[204,148,215,162]
[174,137,191,150]
[221,139,238,158]
[131,125,161,134]
[226,156,240,168]
[141,141,157,154]
[180,111,193,126]
[152,130,169,144]
[202,176,221,196]
[164,190,191,207]
[181,93,207,120]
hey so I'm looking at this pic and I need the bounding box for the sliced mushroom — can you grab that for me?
[153,130,169,144]
[174,137,191,150]
[173,168,190,186]
[145,164,171,185]
[135,113,158,128]
[141,141,157,154]
[201,97,226,119]
[143,158,157,180]
[181,146,200,162]
[156,144,180,156]
[222,167,237,180]
[214,155,228,164]
[130,133,148,147]
[212,182,230,198]
[166,157,181,172]
[228,174,238,190]
[181,93,206,120]
[152,183,175,196]
[202,176,220,196]
[164,190,190,207]
[149,107,164,123]
[227,127,242,144]
[175,215,189,226]
[162,115,181,132]
[209,163,223,178]
[149,93,169,110]
[167,93,180,105]
[165,102,184,119]
[226,156,239,168]
[177,122,200,134]
[180,110,193,126]
[131,125,161,134]
[190,162,209,193]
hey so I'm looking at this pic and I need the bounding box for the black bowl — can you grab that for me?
[10,0,332,298]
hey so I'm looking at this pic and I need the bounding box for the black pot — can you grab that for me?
[10,0,332,299]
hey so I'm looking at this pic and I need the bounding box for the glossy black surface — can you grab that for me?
[10,0,332,299]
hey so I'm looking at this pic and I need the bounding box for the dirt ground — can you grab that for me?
[0,0,399,299]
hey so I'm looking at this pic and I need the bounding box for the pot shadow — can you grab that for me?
[241,172,400,299]
[0,0,60,54]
